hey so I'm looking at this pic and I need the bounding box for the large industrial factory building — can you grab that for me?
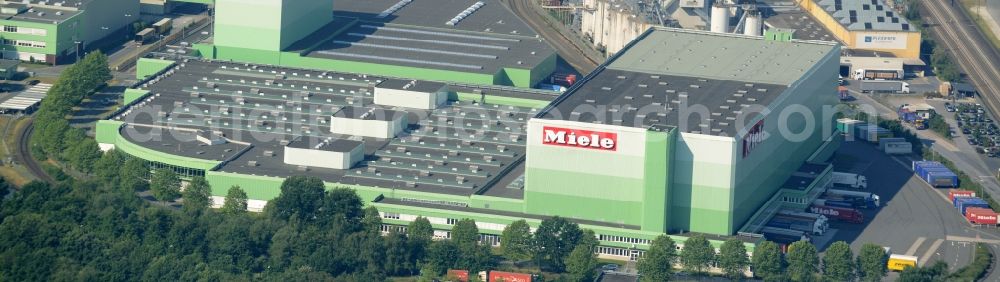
[195,0,557,88]
[98,12,843,260]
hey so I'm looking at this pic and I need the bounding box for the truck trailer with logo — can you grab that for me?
[854,68,902,80]
[809,205,865,223]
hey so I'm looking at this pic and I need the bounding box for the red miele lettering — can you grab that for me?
[542,126,617,151]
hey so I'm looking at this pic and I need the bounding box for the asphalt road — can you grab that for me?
[829,140,979,275]
[502,0,600,74]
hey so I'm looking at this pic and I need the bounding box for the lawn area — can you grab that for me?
[0,116,37,186]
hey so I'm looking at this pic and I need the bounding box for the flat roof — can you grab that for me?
[607,28,837,85]
[814,0,914,32]
[377,197,642,230]
[335,0,536,36]
[2,6,80,24]
[306,21,552,74]
[539,28,837,136]
[377,79,446,93]
[759,2,837,42]
[334,106,406,121]
[287,136,363,152]
[115,59,549,198]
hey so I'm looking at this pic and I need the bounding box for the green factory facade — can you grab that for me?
[107,25,841,261]
[0,0,138,64]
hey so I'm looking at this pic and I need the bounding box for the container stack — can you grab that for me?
[912,161,959,187]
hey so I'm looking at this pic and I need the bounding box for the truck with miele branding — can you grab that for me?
[809,205,864,223]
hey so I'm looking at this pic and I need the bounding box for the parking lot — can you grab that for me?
[824,140,996,275]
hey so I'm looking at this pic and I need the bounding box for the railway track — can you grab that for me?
[503,0,600,73]
[15,119,54,184]
[922,1,1000,192]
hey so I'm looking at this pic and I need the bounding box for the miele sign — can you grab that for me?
[542,126,617,151]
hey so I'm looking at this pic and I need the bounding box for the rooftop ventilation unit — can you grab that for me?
[446,1,485,26]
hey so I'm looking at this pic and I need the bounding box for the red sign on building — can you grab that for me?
[742,120,765,158]
[541,126,617,151]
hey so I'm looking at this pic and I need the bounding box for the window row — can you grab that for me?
[1,39,46,48]
[599,234,651,245]
[2,25,47,36]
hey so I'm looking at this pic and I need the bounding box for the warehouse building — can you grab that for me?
[195,0,557,88]
[795,0,921,59]
[0,0,138,64]
[99,27,840,261]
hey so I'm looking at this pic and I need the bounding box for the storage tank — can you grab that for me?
[744,8,762,36]
[711,2,729,33]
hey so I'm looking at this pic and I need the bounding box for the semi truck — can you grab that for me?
[898,107,927,129]
[831,172,868,189]
[855,124,893,142]
[760,227,810,244]
[825,189,881,208]
[854,68,902,80]
[766,215,828,235]
[809,205,865,223]
[966,207,998,225]
[888,254,918,271]
[860,80,910,93]
[813,198,869,210]
[152,18,172,34]
[775,211,830,234]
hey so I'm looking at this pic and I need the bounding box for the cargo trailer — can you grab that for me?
[860,81,910,93]
[913,161,959,187]
[948,190,976,202]
[966,208,998,225]
[955,197,990,215]
[809,205,865,223]
[836,118,862,134]
[830,172,868,189]
[767,214,828,235]
[489,271,533,282]
[813,198,868,210]
[854,124,893,142]
[826,189,881,208]
[854,68,903,80]
[760,227,810,244]
[883,142,912,154]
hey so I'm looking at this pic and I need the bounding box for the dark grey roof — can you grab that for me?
[539,68,783,136]
[287,136,363,152]
[762,6,837,42]
[3,6,81,24]
[116,59,541,198]
[335,0,536,36]
[377,79,446,93]
[307,22,553,74]
[815,0,914,31]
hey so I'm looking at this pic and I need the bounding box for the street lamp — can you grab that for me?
[74,40,82,62]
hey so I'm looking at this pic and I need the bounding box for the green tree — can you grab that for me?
[857,243,887,282]
[150,168,181,201]
[500,219,533,262]
[220,186,248,214]
[786,240,818,282]
[457,243,496,273]
[424,240,460,276]
[362,206,382,234]
[182,177,212,212]
[637,235,677,281]
[63,138,101,173]
[408,217,433,244]
[317,188,363,226]
[822,241,855,281]
[533,216,583,272]
[450,218,480,248]
[679,235,714,274]
[718,239,750,280]
[268,176,326,221]
[751,241,785,280]
[384,230,412,276]
[565,243,598,281]
[897,261,948,282]
[119,157,148,191]
[94,149,125,184]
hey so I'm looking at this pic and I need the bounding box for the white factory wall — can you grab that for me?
[283,143,363,170]
[374,87,448,110]
[330,115,406,139]
[581,0,653,57]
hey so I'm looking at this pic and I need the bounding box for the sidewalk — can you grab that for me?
[968,1,1000,47]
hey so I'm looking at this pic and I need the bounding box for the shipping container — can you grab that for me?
[860,81,910,93]
[448,270,470,282]
[836,118,862,134]
[809,205,865,223]
[955,197,990,215]
[966,208,998,225]
[489,271,532,282]
[883,142,912,154]
[948,190,976,202]
[913,161,959,187]
[854,124,892,142]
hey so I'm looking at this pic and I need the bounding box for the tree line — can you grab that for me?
[31,51,111,173]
